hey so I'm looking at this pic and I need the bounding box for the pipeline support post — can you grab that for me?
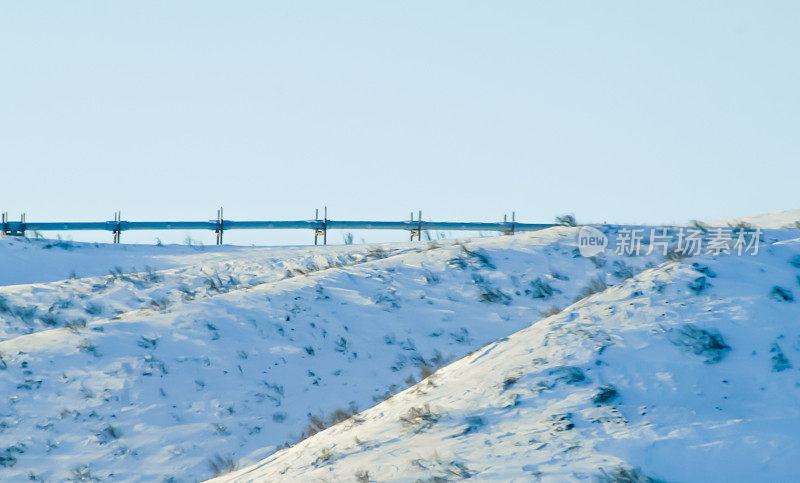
[410,210,422,241]
[1,212,7,236]
[314,209,319,245]
[503,212,517,235]
[8,213,27,237]
[112,211,122,243]
[215,207,224,245]
[314,207,327,245]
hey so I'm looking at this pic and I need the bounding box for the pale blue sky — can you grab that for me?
[2,2,798,245]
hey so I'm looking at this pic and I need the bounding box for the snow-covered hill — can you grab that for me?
[216,231,800,482]
[0,227,680,481]
[706,209,800,229]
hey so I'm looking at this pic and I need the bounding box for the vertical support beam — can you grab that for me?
[215,207,224,245]
[502,212,516,235]
[410,211,422,241]
[112,211,122,243]
[314,207,327,246]
[314,208,319,245]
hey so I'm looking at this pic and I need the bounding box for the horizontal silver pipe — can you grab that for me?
[224,221,321,230]
[22,222,116,231]
[122,221,216,230]
[3,219,557,233]
[422,222,554,232]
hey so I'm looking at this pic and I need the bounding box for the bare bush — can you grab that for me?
[771,286,794,302]
[598,466,659,483]
[689,219,709,233]
[611,261,633,279]
[540,306,562,317]
[666,246,691,262]
[574,277,607,301]
[526,277,555,299]
[69,465,99,482]
[771,343,792,372]
[668,324,730,363]
[302,402,361,439]
[592,384,619,405]
[207,454,239,477]
[399,404,438,432]
[555,214,577,226]
[687,276,709,294]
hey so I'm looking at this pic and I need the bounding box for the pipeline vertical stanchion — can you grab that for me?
[220,207,224,245]
[410,211,420,241]
[215,207,224,245]
[1,212,6,236]
[502,212,516,235]
[314,207,327,245]
[14,213,27,237]
[314,209,320,245]
[113,211,122,243]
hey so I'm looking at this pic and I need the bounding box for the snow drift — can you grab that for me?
[218,231,800,482]
[1,218,798,482]
[0,227,667,481]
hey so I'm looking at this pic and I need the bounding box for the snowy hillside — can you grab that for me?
[0,227,680,481]
[706,209,800,229]
[217,231,800,482]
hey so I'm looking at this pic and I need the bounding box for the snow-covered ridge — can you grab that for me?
[217,233,800,482]
[0,227,682,481]
[705,209,800,229]
[0,240,416,341]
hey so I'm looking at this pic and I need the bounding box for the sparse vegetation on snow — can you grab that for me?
[1,218,799,482]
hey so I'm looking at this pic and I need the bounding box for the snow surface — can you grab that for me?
[216,233,800,482]
[0,227,676,481]
[706,209,800,229]
[1,224,798,481]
